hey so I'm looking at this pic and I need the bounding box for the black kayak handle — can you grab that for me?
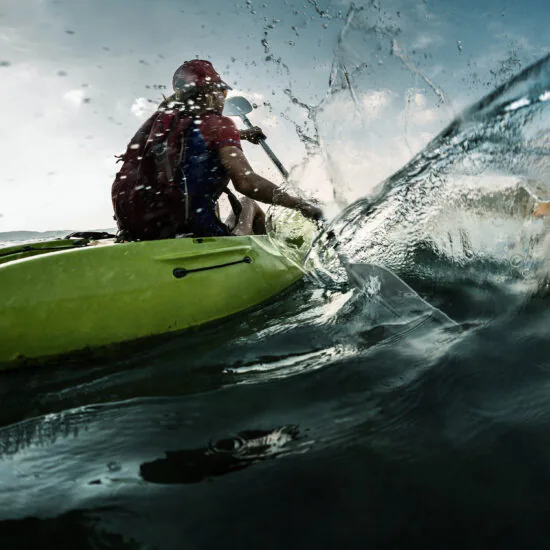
[173,256,252,279]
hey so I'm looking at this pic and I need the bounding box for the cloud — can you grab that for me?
[410,33,444,51]
[63,88,85,105]
[406,89,440,124]
[0,27,35,54]
[257,114,280,128]
[362,89,393,118]
[131,97,156,118]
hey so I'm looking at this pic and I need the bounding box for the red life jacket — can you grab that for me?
[111,104,192,240]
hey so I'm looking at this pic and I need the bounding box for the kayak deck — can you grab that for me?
[0,235,304,368]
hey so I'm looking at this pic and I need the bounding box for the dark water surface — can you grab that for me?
[2,265,550,549]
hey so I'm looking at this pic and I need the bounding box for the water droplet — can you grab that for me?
[107,461,121,472]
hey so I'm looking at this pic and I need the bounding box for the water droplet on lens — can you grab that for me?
[107,461,121,472]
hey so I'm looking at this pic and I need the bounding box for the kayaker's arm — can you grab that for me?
[219,146,323,220]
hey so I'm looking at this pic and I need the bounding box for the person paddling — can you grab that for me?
[112,59,322,240]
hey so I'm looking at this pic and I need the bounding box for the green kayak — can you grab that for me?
[0,235,305,368]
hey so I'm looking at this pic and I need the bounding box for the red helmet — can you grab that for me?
[172,60,231,92]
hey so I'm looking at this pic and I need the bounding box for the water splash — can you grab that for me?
[269,3,456,211]
[258,3,549,294]
[308,53,550,286]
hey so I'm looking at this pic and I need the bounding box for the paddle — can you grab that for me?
[225,96,353,268]
[224,96,290,179]
[224,95,457,328]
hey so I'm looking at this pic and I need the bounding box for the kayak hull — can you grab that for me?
[0,236,304,368]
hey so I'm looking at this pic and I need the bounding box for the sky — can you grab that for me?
[0,0,549,231]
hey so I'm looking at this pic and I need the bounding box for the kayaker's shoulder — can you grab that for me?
[198,113,242,149]
[200,112,239,129]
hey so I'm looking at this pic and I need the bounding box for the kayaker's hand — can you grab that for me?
[240,126,266,144]
[298,200,324,222]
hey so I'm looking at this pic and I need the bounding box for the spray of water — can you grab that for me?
[257,3,550,292]
[307,52,550,285]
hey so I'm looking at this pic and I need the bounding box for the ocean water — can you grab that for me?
[2,234,550,550]
[3,10,550,550]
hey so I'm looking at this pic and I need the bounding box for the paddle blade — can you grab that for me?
[224,96,254,117]
[345,263,457,327]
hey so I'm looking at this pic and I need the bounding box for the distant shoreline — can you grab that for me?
[0,229,116,243]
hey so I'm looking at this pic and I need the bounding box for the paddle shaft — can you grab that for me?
[239,113,290,179]
[234,104,339,273]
